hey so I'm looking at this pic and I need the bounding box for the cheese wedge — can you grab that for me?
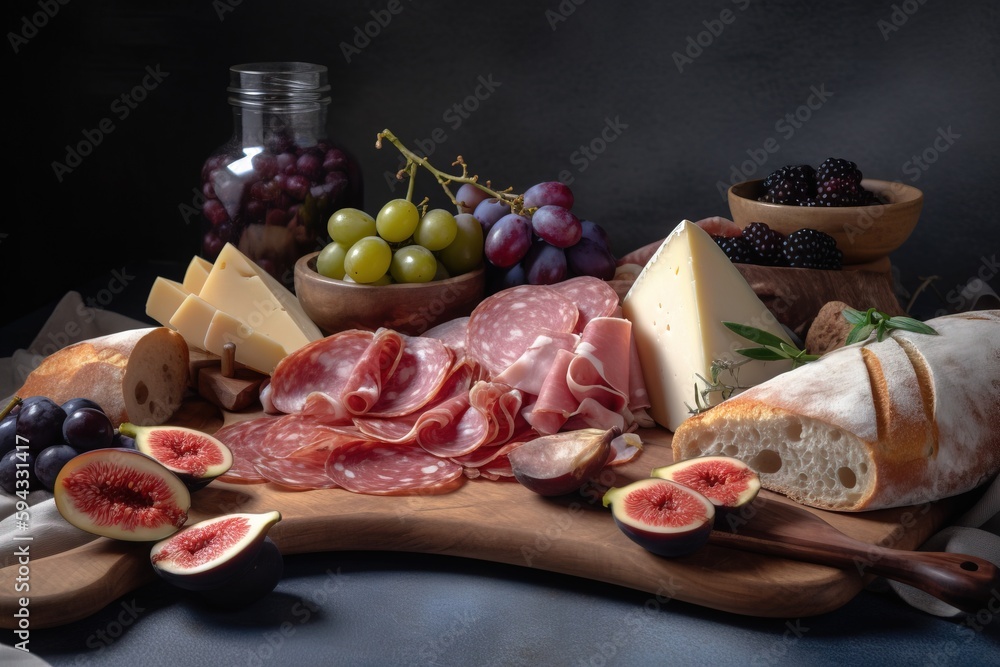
[205,310,287,375]
[198,243,322,350]
[146,277,190,329]
[182,255,213,293]
[622,220,794,431]
[168,293,217,352]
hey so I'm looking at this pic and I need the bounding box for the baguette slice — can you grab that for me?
[671,310,1000,511]
[16,327,190,426]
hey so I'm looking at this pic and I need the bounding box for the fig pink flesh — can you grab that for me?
[149,431,226,477]
[62,461,187,531]
[670,462,756,506]
[624,483,709,528]
[152,517,251,568]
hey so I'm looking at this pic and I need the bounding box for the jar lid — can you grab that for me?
[228,62,331,110]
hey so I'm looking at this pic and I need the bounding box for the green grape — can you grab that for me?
[413,209,459,251]
[344,236,392,283]
[376,199,420,243]
[390,245,438,283]
[437,213,484,275]
[328,208,377,246]
[316,241,349,279]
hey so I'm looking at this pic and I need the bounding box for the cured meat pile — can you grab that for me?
[213,276,652,495]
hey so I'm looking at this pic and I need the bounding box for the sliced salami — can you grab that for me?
[212,416,277,484]
[254,451,340,490]
[366,335,453,418]
[268,329,373,415]
[466,284,579,377]
[326,442,465,495]
[342,328,404,415]
[549,276,620,332]
[416,395,490,458]
[421,316,469,357]
[259,413,363,459]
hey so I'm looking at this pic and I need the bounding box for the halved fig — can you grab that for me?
[508,427,618,496]
[651,455,761,515]
[193,537,284,609]
[150,510,282,592]
[118,423,233,491]
[602,478,714,558]
[54,448,191,542]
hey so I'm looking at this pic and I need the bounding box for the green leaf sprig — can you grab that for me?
[722,322,819,368]
[841,307,939,345]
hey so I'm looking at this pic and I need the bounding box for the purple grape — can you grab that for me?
[62,408,115,452]
[0,415,15,457]
[523,240,568,285]
[60,397,104,416]
[202,198,229,226]
[523,181,574,210]
[283,174,310,200]
[113,433,137,450]
[251,152,279,180]
[296,152,323,180]
[473,198,512,234]
[34,444,79,492]
[500,263,527,289]
[579,220,612,251]
[0,449,37,495]
[566,238,617,281]
[531,205,582,248]
[15,398,66,455]
[456,183,490,214]
[323,148,348,172]
[484,214,532,268]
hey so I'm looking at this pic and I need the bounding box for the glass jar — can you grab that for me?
[199,62,363,288]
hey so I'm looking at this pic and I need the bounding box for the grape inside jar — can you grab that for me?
[200,62,363,287]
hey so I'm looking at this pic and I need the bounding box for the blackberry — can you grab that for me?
[758,164,816,204]
[742,222,786,266]
[816,158,863,204]
[712,235,754,263]
[782,228,843,269]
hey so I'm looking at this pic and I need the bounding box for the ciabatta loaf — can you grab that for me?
[671,310,1000,511]
[16,327,190,426]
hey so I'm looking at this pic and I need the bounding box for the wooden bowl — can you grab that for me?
[727,178,923,264]
[294,252,486,335]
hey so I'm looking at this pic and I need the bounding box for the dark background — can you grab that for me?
[3,0,999,336]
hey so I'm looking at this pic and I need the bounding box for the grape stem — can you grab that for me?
[0,395,21,421]
[376,129,523,212]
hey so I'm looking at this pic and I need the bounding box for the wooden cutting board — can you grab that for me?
[0,398,969,629]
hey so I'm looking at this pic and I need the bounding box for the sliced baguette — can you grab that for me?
[671,310,1000,511]
[16,327,190,426]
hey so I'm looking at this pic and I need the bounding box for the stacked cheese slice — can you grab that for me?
[146,244,323,375]
[622,220,794,432]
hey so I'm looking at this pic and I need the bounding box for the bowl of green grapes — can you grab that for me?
[294,202,486,335]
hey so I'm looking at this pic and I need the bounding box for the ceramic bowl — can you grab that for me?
[727,178,923,264]
[294,252,486,335]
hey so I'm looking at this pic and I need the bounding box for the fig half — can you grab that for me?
[602,478,714,558]
[54,448,191,541]
[119,423,233,491]
[150,510,282,593]
[651,455,761,515]
[508,427,618,496]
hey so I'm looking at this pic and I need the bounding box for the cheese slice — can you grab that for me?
[198,243,322,350]
[182,256,213,293]
[146,277,190,329]
[205,310,286,375]
[168,293,217,352]
[622,220,794,431]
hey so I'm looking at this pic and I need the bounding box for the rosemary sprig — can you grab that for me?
[842,307,939,345]
[722,322,819,368]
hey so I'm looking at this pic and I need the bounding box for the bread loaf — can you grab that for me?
[16,327,190,426]
[671,310,1000,511]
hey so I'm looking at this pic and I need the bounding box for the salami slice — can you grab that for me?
[254,451,340,490]
[549,276,620,332]
[466,284,579,377]
[326,442,465,495]
[342,328,404,415]
[212,416,277,484]
[268,329,374,415]
[366,335,453,418]
[259,413,363,459]
[416,395,490,458]
[421,316,469,356]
